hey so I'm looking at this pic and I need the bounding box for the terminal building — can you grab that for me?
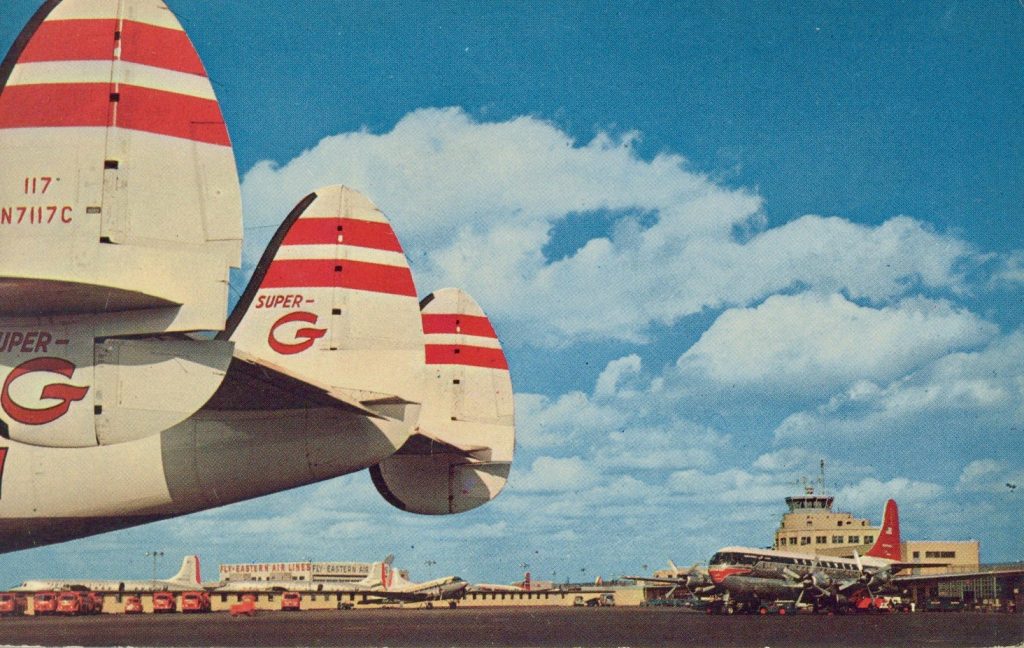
[774,490,879,557]
[218,561,408,583]
[773,488,980,575]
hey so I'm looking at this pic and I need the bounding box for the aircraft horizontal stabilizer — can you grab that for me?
[205,349,415,422]
[371,288,514,515]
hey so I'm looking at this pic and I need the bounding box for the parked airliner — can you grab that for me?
[707,500,921,613]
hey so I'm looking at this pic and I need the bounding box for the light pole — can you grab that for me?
[145,551,164,587]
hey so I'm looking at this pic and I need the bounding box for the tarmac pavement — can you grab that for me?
[0,606,1021,647]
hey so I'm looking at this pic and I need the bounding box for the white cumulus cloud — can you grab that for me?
[679,293,997,396]
[239,108,976,346]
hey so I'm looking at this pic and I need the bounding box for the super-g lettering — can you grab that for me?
[1,357,89,426]
[0,331,54,353]
[268,311,327,355]
[255,294,306,308]
[0,206,73,225]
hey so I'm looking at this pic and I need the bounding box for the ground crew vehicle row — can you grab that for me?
[0,590,304,615]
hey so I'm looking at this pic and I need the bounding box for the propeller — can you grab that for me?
[852,549,893,605]
[685,563,712,592]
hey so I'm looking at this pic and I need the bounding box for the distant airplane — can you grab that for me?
[12,555,200,593]
[705,500,934,614]
[0,0,514,553]
[622,560,714,597]
[356,556,468,605]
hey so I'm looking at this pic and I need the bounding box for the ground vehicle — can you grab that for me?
[87,592,103,615]
[152,591,176,613]
[32,591,58,615]
[230,600,256,617]
[574,594,615,607]
[123,596,143,614]
[182,591,211,613]
[281,592,301,611]
[57,591,94,615]
[0,593,27,616]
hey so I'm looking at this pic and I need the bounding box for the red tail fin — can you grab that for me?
[864,499,902,561]
[523,572,531,592]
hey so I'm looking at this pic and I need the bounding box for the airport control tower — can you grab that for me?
[773,462,880,558]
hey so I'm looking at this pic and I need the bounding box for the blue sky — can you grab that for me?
[0,1,1022,585]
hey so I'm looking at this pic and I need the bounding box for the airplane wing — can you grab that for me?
[390,432,492,460]
[622,575,687,585]
[361,590,431,603]
[204,350,406,421]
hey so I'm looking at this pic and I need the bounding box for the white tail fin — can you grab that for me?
[0,0,241,331]
[223,186,425,409]
[358,555,397,589]
[371,288,514,514]
[168,555,201,585]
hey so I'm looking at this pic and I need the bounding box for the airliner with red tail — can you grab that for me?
[706,500,919,613]
[0,0,513,553]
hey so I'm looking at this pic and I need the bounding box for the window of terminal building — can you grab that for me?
[848,536,860,544]
[925,551,957,559]
[800,537,811,545]
[837,521,843,527]
[832,535,844,543]
[913,551,920,559]
[816,536,827,544]
[864,535,874,544]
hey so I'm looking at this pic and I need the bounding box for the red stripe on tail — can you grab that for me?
[262,259,416,297]
[421,314,497,338]
[281,218,403,252]
[117,85,228,145]
[120,21,207,76]
[864,499,902,562]
[18,19,117,63]
[425,344,508,370]
[17,19,207,77]
[0,83,110,129]
[0,83,229,146]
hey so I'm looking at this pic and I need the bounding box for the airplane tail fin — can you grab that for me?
[864,499,902,562]
[523,572,531,592]
[169,555,201,585]
[222,186,425,421]
[370,288,514,514]
[359,555,402,590]
[0,0,242,330]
